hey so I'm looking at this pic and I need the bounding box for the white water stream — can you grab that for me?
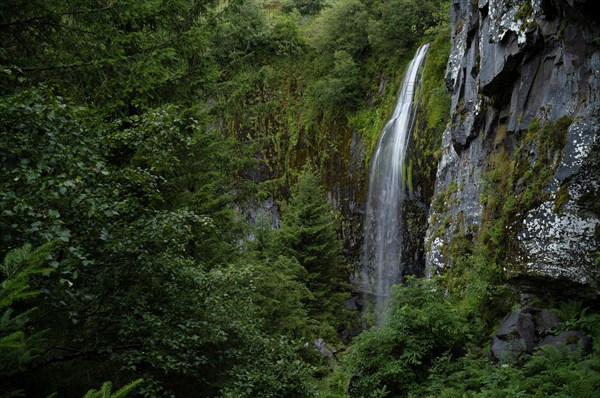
[363,44,429,325]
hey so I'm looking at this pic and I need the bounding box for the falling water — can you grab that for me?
[363,44,429,325]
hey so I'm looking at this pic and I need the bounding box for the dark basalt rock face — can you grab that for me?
[491,307,591,362]
[426,0,600,296]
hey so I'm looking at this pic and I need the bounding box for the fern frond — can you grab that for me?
[100,381,112,397]
[112,379,143,398]
[82,379,143,398]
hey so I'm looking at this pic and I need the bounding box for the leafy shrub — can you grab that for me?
[344,277,469,397]
[221,337,318,398]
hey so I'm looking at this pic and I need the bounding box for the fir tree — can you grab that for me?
[278,167,349,332]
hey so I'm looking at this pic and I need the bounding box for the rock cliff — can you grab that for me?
[426,0,600,296]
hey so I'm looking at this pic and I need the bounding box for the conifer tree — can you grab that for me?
[278,167,349,332]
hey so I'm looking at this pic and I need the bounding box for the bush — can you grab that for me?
[344,278,469,397]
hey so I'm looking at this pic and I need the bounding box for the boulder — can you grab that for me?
[491,307,593,361]
[344,296,360,311]
[491,309,537,361]
[534,309,560,336]
[539,331,593,355]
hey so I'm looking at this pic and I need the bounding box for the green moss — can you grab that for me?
[515,1,533,21]
[407,161,413,194]
[403,27,451,261]
[432,181,459,214]
[558,19,568,38]
[527,117,541,132]
[493,124,508,147]
[542,116,570,149]
[439,117,573,328]
[421,31,452,135]
[444,215,453,229]
[517,112,523,126]
[349,55,413,164]
[479,117,572,270]
[554,183,570,214]
[578,191,600,214]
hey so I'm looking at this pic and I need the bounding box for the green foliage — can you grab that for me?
[311,0,369,57]
[1,85,251,396]
[308,50,362,112]
[250,255,313,338]
[221,337,318,398]
[83,379,143,398]
[339,292,600,398]
[0,0,455,396]
[212,0,271,68]
[440,116,574,329]
[0,87,108,253]
[319,365,353,398]
[271,12,307,56]
[1,243,54,308]
[515,1,534,21]
[418,344,600,398]
[479,117,572,261]
[552,301,600,350]
[344,278,469,397]
[277,167,350,332]
[420,27,452,136]
[368,0,447,58]
[0,243,54,395]
[245,219,315,338]
[0,0,219,111]
[283,0,325,15]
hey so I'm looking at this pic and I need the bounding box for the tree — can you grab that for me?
[277,167,349,333]
[282,0,325,15]
[0,0,219,112]
[271,12,307,57]
[211,0,271,69]
[0,84,251,396]
[368,0,447,57]
[83,379,143,398]
[221,336,318,398]
[308,50,362,113]
[311,0,369,57]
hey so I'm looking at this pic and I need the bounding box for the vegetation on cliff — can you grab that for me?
[0,0,447,396]
[2,0,598,397]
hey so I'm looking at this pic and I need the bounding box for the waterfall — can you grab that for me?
[363,44,429,325]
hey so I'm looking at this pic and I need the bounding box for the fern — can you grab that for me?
[0,241,56,308]
[525,344,576,374]
[1,242,56,380]
[82,379,143,398]
[551,301,600,347]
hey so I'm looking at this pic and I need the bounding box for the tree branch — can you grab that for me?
[0,6,114,29]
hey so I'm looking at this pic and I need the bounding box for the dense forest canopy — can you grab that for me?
[1,0,599,397]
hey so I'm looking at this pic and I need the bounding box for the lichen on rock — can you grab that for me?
[426,0,600,296]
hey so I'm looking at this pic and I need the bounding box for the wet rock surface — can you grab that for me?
[426,0,600,294]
